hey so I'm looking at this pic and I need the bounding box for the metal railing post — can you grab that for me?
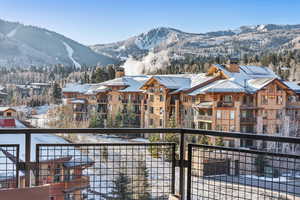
[25,132,31,187]
[186,144,192,200]
[179,130,186,199]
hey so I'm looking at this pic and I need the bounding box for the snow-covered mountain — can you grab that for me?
[91,24,300,60]
[0,19,118,68]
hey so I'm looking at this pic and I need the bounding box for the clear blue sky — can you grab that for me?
[1,0,300,45]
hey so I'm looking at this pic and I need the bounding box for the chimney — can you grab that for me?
[115,67,125,78]
[226,58,240,73]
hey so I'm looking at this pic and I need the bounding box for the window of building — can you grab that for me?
[241,126,247,133]
[276,85,282,91]
[183,96,188,102]
[150,95,154,102]
[199,122,206,129]
[263,110,268,119]
[150,107,154,114]
[217,110,221,119]
[64,193,74,200]
[149,119,153,126]
[241,110,247,119]
[192,97,196,103]
[205,109,211,116]
[191,122,195,129]
[160,95,164,102]
[229,140,235,147]
[276,110,282,119]
[66,169,75,181]
[230,126,235,132]
[199,110,205,116]
[230,111,235,120]
[261,95,268,105]
[216,125,222,131]
[207,123,212,130]
[263,125,268,134]
[160,107,163,114]
[276,96,283,104]
[276,124,281,133]
[223,95,233,103]
[54,165,61,182]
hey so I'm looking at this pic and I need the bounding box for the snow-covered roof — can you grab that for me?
[247,78,275,91]
[0,107,15,112]
[215,64,277,82]
[145,74,215,93]
[0,92,7,96]
[118,76,150,92]
[62,83,93,93]
[0,120,92,167]
[70,99,86,104]
[284,81,300,94]
[212,64,283,93]
[30,83,51,86]
[205,79,246,93]
[63,76,150,95]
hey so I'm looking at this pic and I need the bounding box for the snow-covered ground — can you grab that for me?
[13,104,57,128]
[6,26,19,38]
[60,133,173,199]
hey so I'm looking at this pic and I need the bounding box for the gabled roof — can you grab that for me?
[64,76,150,95]
[210,64,297,94]
[247,78,276,91]
[140,74,215,93]
[284,81,300,94]
[117,76,149,92]
[0,107,16,112]
[94,75,150,93]
[213,64,278,93]
[205,79,246,93]
[188,79,245,95]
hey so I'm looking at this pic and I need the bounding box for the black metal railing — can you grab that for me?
[0,128,299,200]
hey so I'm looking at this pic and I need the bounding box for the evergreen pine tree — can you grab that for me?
[105,172,133,200]
[89,113,105,128]
[134,160,151,200]
[52,83,62,104]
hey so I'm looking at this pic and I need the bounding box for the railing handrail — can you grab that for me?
[0,128,300,199]
[0,128,300,144]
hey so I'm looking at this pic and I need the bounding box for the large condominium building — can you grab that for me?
[63,68,149,127]
[62,62,300,149]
